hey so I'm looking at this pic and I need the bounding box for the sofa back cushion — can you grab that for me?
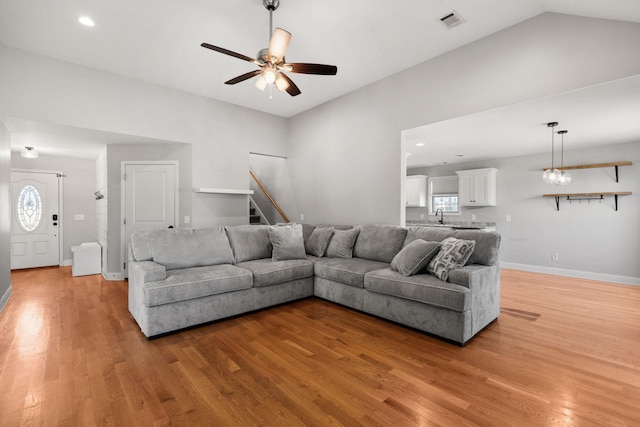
[129,227,234,270]
[403,227,501,266]
[353,225,408,263]
[225,225,273,263]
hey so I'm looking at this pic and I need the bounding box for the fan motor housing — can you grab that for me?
[263,0,279,11]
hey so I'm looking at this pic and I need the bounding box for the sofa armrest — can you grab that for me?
[130,261,166,283]
[449,263,500,338]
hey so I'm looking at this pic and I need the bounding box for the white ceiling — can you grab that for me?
[404,74,640,168]
[1,0,640,160]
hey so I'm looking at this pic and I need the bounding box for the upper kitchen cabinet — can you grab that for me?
[406,175,427,207]
[456,168,498,207]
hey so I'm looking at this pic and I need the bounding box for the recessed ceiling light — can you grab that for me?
[78,16,95,27]
[416,142,425,147]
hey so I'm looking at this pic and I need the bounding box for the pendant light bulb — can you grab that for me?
[263,68,277,84]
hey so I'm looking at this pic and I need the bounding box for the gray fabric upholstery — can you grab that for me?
[305,227,334,257]
[325,228,360,258]
[301,223,316,245]
[455,230,501,266]
[236,258,314,287]
[314,257,389,288]
[150,227,234,270]
[314,277,365,311]
[268,224,307,261]
[390,240,441,276]
[403,227,501,267]
[143,264,253,307]
[428,237,475,281]
[365,268,470,312]
[225,225,272,263]
[128,224,500,344]
[353,225,408,263]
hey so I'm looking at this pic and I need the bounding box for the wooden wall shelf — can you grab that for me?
[543,161,632,182]
[543,192,632,211]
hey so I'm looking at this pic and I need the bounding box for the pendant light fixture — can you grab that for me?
[555,130,571,185]
[542,122,561,184]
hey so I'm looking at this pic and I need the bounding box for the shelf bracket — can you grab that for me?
[554,196,560,211]
[615,194,619,211]
[615,165,619,182]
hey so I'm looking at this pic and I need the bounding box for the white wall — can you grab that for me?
[286,13,640,226]
[11,154,98,264]
[408,141,640,284]
[0,42,288,224]
[0,121,11,313]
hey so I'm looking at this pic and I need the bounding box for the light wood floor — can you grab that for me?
[1,267,639,426]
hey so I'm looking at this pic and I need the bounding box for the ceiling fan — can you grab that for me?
[201,0,337,97]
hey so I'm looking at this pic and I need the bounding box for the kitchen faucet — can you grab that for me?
[435,208,444,224]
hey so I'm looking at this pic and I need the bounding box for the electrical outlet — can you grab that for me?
[300,213,304,221]
[471,214,476,221]
[420,213,425,219]
[505,215,511,222]
[74,214,85,221]
[184,215,190,224]
[552,252,559,261]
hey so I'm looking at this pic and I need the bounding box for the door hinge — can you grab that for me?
[123,173,127,181]
[123,262,126,269]
[123,218,126,225]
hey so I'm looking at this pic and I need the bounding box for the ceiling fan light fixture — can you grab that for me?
[263,68,277,84]
[268,28,291,61]
[275,74,290,91]
[255,75,268,91]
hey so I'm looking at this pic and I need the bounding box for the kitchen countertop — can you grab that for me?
[406,220,496,229]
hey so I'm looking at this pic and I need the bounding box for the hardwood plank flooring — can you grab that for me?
[1,267,639,426]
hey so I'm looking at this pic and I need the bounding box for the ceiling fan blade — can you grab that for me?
[225,70,262,85]
[201,43,257,64]
[280,73,301,97]
[286,63,338,75]
[268,28,291,62]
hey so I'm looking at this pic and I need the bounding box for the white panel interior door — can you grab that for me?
[11,171,60,269]
[123,163,176,276]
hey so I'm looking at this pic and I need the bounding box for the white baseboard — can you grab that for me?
[502,262,640,286]
[0,284,13,314]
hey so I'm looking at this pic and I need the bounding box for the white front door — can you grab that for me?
[11,171,61,269]
[123,162,177,277]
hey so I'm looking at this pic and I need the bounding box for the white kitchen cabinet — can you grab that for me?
[406,175,427,207]
[455,168,498,207]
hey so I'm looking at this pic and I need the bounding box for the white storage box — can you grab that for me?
[71,242,102,277]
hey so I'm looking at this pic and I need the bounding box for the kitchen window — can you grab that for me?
[429,176,459,215]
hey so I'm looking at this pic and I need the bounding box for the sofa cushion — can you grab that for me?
[305,227,334,257]
[402,227,456,248]
[143,264,253,307]
[455,230,501,266]
[151,227,234,270]
[364,268,471,312]
[326,228,360,258]
[314,258,390,288]
[428,237,476,281]
[236,259,314,287]
[268,224,307,261]
[225,225,272,263]
[353,225,408,263]
[390,240,442,276]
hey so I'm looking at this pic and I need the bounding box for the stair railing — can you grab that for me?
[248,195,271,225]
[249,169,290,223]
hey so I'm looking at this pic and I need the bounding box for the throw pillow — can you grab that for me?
[391,240,442,276]
[305,227,335,257]
[268,224,307,261]
[428,237,476,281]
[325,228,360,258]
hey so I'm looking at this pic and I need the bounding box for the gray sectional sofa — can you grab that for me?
[128,223,501,345]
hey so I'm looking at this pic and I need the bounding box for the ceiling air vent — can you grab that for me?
[439,11,465,29]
